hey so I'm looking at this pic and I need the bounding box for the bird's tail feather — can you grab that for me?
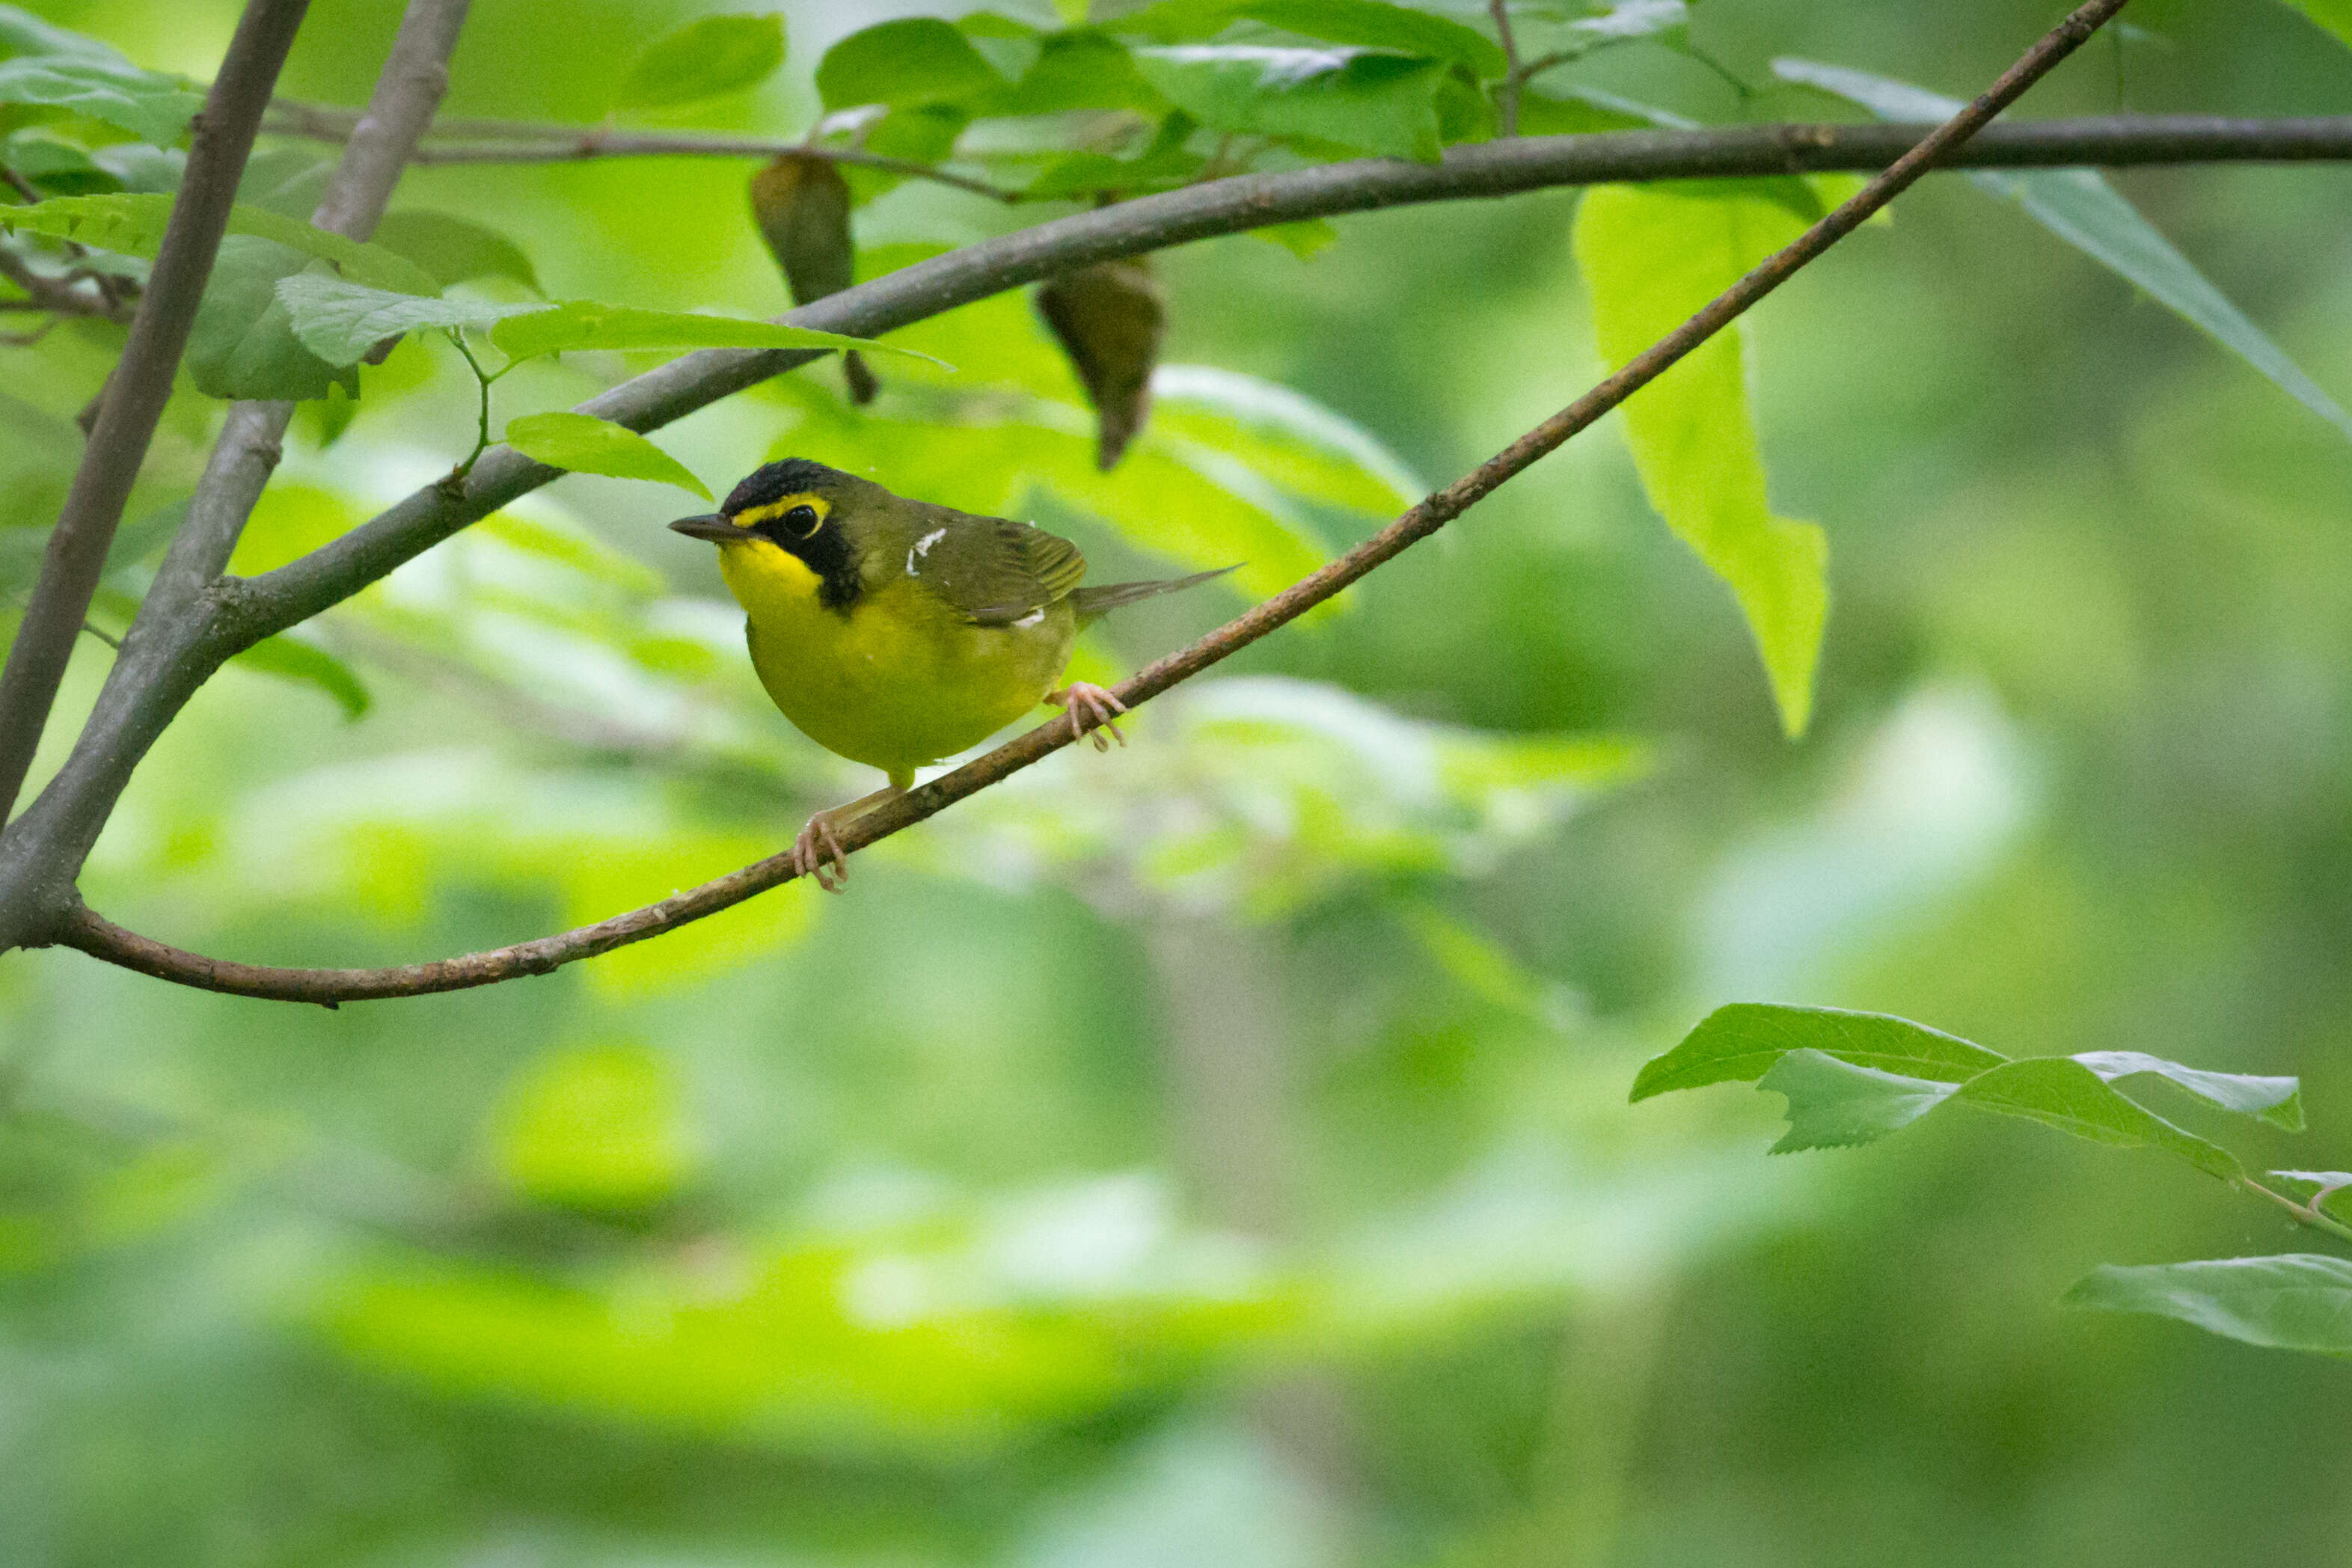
[1070,565,1238,626]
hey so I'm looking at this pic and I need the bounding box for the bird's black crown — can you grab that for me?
[722,459,855,518]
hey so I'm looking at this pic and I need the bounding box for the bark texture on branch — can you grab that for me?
[46,0,2139,1002]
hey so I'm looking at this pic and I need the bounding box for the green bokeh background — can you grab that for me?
[4,1,2352,1564]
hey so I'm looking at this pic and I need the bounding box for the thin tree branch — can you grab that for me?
[49,0,2140,1003]
[263,99,1020,200]
[1489,0,1525,137]
[4,107,2342,954]
[0,0,310,827]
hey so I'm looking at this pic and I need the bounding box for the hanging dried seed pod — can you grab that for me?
[1036,257,1163,470]
[749,152,877,404]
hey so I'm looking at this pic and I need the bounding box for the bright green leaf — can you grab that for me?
[2073,1050,2304,1131]
[228,631,370,720]
[0,55,200,144]
[1151,363,1421,515]
[616,12,785,111]
[973,28,1168,115]
[2273,0,2352,49]
[817,17,1002,111]
[188,242,358,402]
[1956,1058,2243,1181]
[2067,1255,2352,1356]
[0,193,438,295]
[1109,0,1507,76]
[1250,217,1338,259]
[1632,1003,2005,1103]
[503,411,711,500]
[1756,1049,1959,1153]
[276,272,531,367]
[494,1044,693,1210]
[1772,58,2352,444]
[1574,180,1829,734]
[0,4,126,61]
[370,209,539,291]
[1135,45,1452,161]
[487,299,925,366]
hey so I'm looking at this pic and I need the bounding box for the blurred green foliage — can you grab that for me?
[2,1,2352,1566]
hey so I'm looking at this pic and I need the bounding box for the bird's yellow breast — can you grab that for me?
[716,538,1075,783]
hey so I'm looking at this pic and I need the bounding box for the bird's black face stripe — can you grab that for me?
[751,509,860,611]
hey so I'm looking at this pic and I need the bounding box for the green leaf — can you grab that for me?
[235,145,331,219]
[275,272,530,367]
[188,242,357,402]
[503,411,711,500]
[494,1044,693,1210]
[1570,0,1689,45]
[2273,0,2352,49]
[1251,217,1338,259]
[1108,0,1507,76]
[2273,1171,2352,1221]
[1134,45,1452,162]
[2072,1050,2303,1131]
[228,631,370,720]
[370,209,539,291]
[973,28,1168,116]
[615,12,785,111]
[1151,364,1422,515]
[1573,180,1829,734]
[2066,1255,2352,1356]
[0,55,200,144]
[1,130,117,195]
[817,18,1002,111]
[1632,1002,2006,1103]
[1756,1049,1959,1153]
[1955,1058,2243,1180]
[1771,58,2352,445]
[0,5,129,61]
[0,193,438,295]
[486,299,925,366]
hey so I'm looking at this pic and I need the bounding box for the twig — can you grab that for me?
[2241,1177,2352,1247]
[263,101,1020,201]
[0,0,312,830]
[1490,1,1525,136]
[48,0,2141,1003]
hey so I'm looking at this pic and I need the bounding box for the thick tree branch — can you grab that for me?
[0,0,470,946]
[0,0,310,826]
[50,0,2140,1004]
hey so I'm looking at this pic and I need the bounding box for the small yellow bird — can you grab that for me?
[670,459,1232,889]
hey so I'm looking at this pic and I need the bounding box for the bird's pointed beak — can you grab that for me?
[668,512,738,542]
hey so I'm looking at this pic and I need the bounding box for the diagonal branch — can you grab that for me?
[52,0,2140,1004]
[0,0,310,827]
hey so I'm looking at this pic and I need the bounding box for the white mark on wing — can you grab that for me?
[906,527,948,575]
[1012,608,1045,628]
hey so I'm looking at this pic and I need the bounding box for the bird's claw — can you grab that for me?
[1049,682,1127,752]
[791,815,850,892]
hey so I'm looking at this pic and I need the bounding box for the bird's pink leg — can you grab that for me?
[788,783,903,892]
[1046,682,1128,751]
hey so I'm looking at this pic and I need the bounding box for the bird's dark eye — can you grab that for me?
[784,504,821,536]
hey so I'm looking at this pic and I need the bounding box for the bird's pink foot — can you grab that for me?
[790,813,850,892]
[1047,682,1128,751]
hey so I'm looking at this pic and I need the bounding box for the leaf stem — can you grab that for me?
[2241,1177,2352,1246]
[444,328,495,487]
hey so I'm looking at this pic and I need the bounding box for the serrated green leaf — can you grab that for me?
[1135,45,1451,161]
[616,12,785,111]
[1772,58,2352,445]
[1632,1003,2005,1103]
[503,411,711,500]
[0,55,200,144]
[189,242,357,402]
[1574,180,1828,734]
[275,273,530,367]
[2067,1255,2352,1356]
[2074,1050,2303,1131]
[229,631,370,720]
[370,209,539,291]
[1756,1049,1959,1153]
[487,299,924,367]
[2273,0,2352,49]
[1151,364,1421,515]
[818,18,1002,111]
[0,193,438,295]
[1109,0,1507,76]
[1956,1058,2242,1180]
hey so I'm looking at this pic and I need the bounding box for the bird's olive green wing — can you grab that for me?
[906,506,1087,626]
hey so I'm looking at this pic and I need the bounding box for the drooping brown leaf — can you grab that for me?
[749,153,877,404]
[1036,257,1163,470]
